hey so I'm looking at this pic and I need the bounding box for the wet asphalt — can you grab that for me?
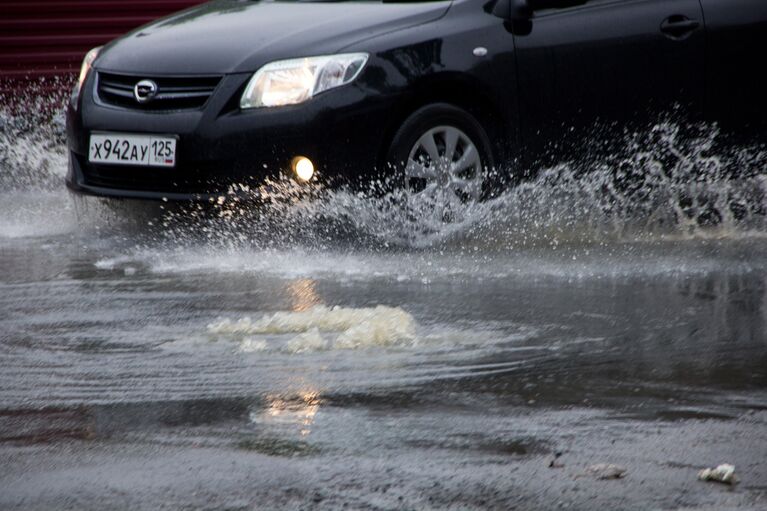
[1,108,766,509]
[1,206,766,510]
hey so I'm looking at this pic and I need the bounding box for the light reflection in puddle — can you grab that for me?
[287,278,323,312]
[251,391,322,437]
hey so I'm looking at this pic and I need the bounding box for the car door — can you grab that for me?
[699,0,767,139]
[512,0,705,167]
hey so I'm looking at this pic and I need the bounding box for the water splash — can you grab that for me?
[0,78,71,191]
[150,122,767,251]
[1,89,765,248]
[0,82,77,238]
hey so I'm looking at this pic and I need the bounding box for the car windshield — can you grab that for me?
[248,0,448,3]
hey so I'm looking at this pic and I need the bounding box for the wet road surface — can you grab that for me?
[1,112,766,510]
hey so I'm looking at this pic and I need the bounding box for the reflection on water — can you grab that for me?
[287,279,323,312]
[253,391,322,438]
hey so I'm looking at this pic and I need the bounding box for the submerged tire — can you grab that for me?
[386,103,495,222]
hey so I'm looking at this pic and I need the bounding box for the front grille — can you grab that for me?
[96,72,222,111]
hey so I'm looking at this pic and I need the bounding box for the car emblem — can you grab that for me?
[134,79,158,104]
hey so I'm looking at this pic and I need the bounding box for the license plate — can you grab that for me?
[89,133,177,167]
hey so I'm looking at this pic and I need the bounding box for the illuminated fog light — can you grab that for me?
[292,156,315,182]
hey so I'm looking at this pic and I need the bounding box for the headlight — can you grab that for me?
[240,53,368,109]
[72,46,101,104]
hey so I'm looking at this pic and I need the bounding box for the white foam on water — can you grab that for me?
[239,337,269,353]
[209,305,419,353]
[93,255,136,271]
[285,328,328,354]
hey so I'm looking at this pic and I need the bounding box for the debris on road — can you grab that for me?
[698,463,737,485]
[548,452,565,469]
[585,463,627,480]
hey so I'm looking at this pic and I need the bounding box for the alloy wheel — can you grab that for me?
[404,125,484,222]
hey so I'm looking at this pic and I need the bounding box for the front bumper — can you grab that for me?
[66,71,394,200]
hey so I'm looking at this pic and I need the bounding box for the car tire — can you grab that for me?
[386,103,495,207]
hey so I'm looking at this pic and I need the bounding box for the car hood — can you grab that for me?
[95,0,451,75]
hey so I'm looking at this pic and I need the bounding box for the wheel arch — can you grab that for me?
[376,72,514,172]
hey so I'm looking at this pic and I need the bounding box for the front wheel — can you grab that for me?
[386,103,495,225]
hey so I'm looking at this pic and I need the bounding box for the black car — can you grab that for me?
[66,0,767,207]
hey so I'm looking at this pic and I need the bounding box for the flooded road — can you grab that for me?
[1,109,767,510]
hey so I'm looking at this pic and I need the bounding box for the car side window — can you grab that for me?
[531,0,623,16]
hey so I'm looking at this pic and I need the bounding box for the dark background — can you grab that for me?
[1,0,205,93]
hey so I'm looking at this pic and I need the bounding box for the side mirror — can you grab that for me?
[492,0,533,21]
